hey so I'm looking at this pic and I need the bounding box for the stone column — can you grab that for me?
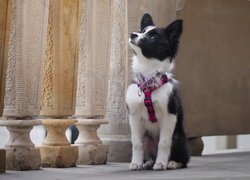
[0,0,11,173]
[0,0,49,170]
[39,0,79,168]
[0,0,10,114]
[74,0,111,165]
[98,0,131,162]
[99,0,178,162]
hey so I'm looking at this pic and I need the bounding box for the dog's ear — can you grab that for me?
[141,13,154,31]
[165,19,183,41]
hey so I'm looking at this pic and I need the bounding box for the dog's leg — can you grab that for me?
[143,136,158,170]
[153,114,177,170]
[129,114,144,170]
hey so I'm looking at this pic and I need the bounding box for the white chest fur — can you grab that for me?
[126,81,174,136]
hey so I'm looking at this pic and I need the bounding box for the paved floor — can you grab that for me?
[1,152,250,180]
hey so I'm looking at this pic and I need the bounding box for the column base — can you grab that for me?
[188,137,204,156]
[0,149,6,173]
[77,144,108,165]
[6,147,41,170]
[0,120,42,170]
[40,119,78,168]
[75,119,109,165]
[102,138,131,162]
[40,146,78,168]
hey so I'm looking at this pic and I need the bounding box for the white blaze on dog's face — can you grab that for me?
[129,14,183,76]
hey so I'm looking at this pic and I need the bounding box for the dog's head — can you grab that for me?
[129,14,183,72]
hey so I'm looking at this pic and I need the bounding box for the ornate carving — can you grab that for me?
[41,0,54,110]
[3,0,49,117]
[61,0,79,111]
[4,0,17,108]
[75,0,111,117]
[40,0,78,116]
[104,0,129,135]
[0,0,9,117]
[76,0,88,109]
[94,0,110,110]
[26,0,48,110]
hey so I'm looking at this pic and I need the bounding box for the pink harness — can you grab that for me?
[136,73,170,123]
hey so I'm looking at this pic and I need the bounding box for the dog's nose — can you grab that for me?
[130,33,138,39]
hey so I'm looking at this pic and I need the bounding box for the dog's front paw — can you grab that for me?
[167,161,183,170]
[143,160,154,170]
[129,163,143,170]
[153,162,167,171]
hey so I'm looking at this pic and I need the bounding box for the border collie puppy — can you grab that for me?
[126,14,190,171]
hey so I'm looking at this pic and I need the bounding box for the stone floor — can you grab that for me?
[1,152,250,180]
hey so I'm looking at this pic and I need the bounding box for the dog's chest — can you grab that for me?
[126,82,173,130]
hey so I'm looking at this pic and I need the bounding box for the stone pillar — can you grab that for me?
[0,0,49,170]
[98,0,131,162]
[74,0,111,165]
[39,0,79,168]
[0,0,11,173]
[99,0,178,162]
[0,0,10,115]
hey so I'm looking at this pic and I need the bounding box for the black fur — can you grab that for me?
[141,13,154,31]
[131,14,183,61]
[168,87,190,167]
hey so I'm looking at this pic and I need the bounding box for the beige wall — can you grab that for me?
[0,0,10,116]
[176,0,250,137]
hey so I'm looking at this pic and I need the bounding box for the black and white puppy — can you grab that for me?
[126,14,190,171]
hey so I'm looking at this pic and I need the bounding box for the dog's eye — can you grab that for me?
[151,35,156,39]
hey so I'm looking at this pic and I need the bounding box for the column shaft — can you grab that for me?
[0,0,49,170]
[40,0,79,117]
[39,0,79,168]
[75,0,111,165]
[0,0,11,173]
[0,0,10,116]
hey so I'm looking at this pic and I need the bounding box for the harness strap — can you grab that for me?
[137,73,169,123]
[143,90,157,122]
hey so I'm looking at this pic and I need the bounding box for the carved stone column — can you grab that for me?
[39,0,79,168]
[0,0,10,173]
[74,0,111,165]
[98,0,131,162]
[0,0,10,115]
[0,0,49,170]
